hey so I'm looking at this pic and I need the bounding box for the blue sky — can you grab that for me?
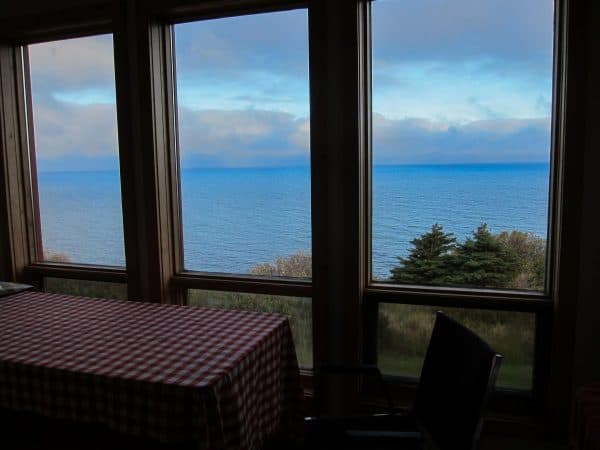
[28,0,554,172]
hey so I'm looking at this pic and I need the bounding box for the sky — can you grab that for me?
[28,0,554,172]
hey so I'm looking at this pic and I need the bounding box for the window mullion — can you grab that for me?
[113,1,180,304]
[309,0,368,414]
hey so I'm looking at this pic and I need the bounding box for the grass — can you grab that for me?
[44,278,128,300]
[378,303,534,389]
[378,353,532,390]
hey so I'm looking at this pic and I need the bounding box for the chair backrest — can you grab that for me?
[413,311,503,450]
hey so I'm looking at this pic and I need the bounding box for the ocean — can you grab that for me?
[37,163,549,279]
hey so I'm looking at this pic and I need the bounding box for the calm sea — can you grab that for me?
[37,163,549,279]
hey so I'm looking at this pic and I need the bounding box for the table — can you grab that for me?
[0,291,302,450]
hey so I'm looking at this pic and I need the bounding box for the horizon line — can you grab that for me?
[37,160,550,174]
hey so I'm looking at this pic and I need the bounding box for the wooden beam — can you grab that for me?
[0,3,112,44]
[149,0,307,23]
[25,263,128,283]
[364,286,553,313]
[172,272,312,297]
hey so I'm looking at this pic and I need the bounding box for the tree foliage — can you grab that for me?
[448,224,519,288]
[391,223,541,290]
[496,230,546,290]
[249,250,312,278]
[389,223,456,285]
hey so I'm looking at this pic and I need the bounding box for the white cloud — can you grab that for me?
[178,108,310,167]
[29,34,115,94]
[32,101,550,169]
[32,100,118,159]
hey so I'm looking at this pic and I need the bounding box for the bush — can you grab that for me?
[249,250,312,278]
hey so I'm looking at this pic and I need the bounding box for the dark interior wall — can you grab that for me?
[2,0,107,18]
[572,0,600,389]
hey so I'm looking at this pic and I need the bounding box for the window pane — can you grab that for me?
[371,0,553,290]
[174,10,311,277]
[378,303,534,389]
[44,277,127,300]
[188,289,312,368]
[29,35,125,266]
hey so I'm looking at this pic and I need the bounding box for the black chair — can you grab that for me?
[305,311,503,450]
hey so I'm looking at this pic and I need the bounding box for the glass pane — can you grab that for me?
[44,277,127,300]
[371,0,554,290]
[188,289,312,368]
[174,10,311,277]
[378,303,534,389]
[29,35,125,266]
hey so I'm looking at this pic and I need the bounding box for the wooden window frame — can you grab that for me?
[0,7,122,289]
[163,0,313,296]
[359,0,582,440]
[0,0,586,440]
[351,0,556,421]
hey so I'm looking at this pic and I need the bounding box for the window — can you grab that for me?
[0,0,578,426]
[367,0,555,391]
[170,7,313,368]
[173,10,311,278]
[371,0,553,291]
[28,34,125,267]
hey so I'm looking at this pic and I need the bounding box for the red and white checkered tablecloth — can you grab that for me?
[0,291,302,450]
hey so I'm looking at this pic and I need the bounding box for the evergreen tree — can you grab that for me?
[447,224,520,288]
[390,223,456,285]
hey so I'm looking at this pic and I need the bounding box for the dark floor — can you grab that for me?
[1,408,305,450]
[2,409,566,450]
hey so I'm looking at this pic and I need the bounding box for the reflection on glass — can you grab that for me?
[29,35,125,266]
[44,277,128,300]
[371,0,554,291]
[378,303,534,389]
[174,10,311,276]
[188,289,312,368]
